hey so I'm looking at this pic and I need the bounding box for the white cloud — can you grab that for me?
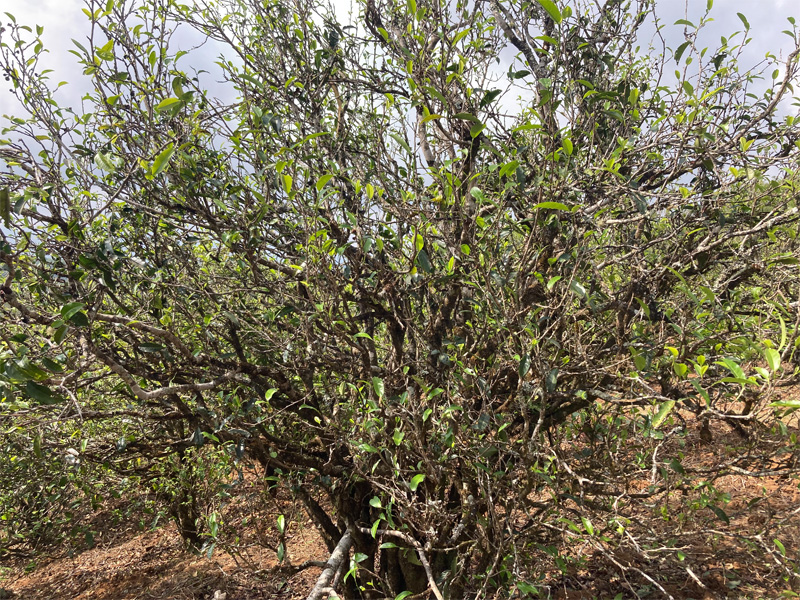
[0,0,796,121]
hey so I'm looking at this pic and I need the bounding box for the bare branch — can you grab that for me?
[306,529,352,600]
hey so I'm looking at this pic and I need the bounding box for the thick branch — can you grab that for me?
[91,342,239,402]
[306,529,352,600]
[358,528,445,600]
[297,485,342,552]
[95,312,203,363]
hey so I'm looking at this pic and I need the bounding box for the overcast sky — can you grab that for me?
[0,0,797,121]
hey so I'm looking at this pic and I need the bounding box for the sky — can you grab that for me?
[0,0,797,123]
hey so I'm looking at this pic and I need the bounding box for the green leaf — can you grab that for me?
[264,388,278,402]
[754,366,770,381]
[378,542,399,550]
[765,347,781,372]
[389,133,411,153]
[534,0,562,24]
[546,275,561,290]
[558,517,582,533]
[775,538,786,556]
[155,97,182,111]
[480,89,501,108]
[668,458,686,474]
[422,85,447,106]
[420,113,442,124]
[68,310,89,327]
[138,342,164,353]
[779,315,787,351]
[53,325,69,345]
[372,377,385,398]
[369,496,382,509]
[61,302,86,319]
[470,122,486,138]
[0,187,9,226]
[631,348,647,372]
[652,400,675,429]
[94,152,121,172]
[534,34,559,46]
[519,354,531,378]
[416,249,432,273]
[534,201,569,211]
[277,514,285,534]
[394,591,413,600]
[451,28,470,45]
[698,286,715,304]
[498,160,520,178]
[41,358,64,373]
[720,377,757,386]
[223,311,241,329]
[674,41,691,64]
[151,144,175,176]
[545,368,558,392]
[716,358,745,380]
[95,39,115,61]
[409,474,425,491]
[736,12,750,30]
[581,516,594,535]
[569,280,586,298]
[26,381,61,405]
[709,505,730,525]
[316,173,333,191]
[771,399,800,409]
[171,76,186,98]
[470,187,487,204]
[561,138,573,155]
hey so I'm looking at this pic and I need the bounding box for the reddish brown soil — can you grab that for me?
[0,503,327,600]
[1,414,798,599]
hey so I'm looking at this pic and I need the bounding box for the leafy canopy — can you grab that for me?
[1,0,799,596]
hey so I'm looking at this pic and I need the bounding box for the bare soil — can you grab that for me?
[0,482,328,600]
[1,416,799,600]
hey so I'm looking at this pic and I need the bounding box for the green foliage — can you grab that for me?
[1,0,799,595]
[149,445,235,553]
[0,429,98,556]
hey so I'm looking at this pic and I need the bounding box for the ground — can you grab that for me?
[1,412,799,600]
[0,503,326,600]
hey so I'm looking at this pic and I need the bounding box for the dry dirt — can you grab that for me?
[0,485,328,600]
[1,415,799,600]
